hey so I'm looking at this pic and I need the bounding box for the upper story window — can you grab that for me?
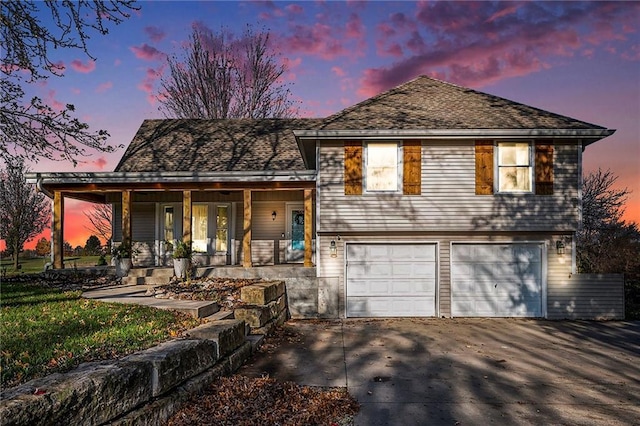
[497,142,532,192]
[344,140,421,196]
[365,142,400,192]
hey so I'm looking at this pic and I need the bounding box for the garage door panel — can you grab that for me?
[346,243,437,317]
[451,243,543,317]
[347,296,435,317]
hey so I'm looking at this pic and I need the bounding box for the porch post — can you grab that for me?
[243,189,252,267]
[182,190,192,244]
[304,189,313,267]
[122,190,131,246]
[52,191,64,269]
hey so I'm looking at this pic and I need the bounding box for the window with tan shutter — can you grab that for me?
[403,140,422,195]
[498,142,532,192]
[365,142,399,192]
[535,142,554,195]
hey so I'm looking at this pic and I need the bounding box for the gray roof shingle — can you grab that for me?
[115,118,322,172]
[319,75,606,130]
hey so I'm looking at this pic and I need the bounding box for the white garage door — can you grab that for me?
[346,243,437,317]
[451,243,543,317]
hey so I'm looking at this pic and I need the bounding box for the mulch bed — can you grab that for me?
[167,375,359,426]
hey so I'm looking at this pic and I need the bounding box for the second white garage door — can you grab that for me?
[451,243,544,317]
[346,243,437,317]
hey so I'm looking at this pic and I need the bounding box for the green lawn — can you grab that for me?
[0,256,107,275]
[0,282,200,388]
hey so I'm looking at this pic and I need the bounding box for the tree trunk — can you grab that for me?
[13,241,19,270]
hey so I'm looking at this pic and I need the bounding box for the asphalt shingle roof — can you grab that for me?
[115,76,608,173]
[114,118,322,172]
[319,75,606,131]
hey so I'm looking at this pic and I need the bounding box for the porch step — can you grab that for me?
[121,267,175,286]
[82,284,219,319]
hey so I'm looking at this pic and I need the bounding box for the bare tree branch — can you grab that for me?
[159,25,298,119]
[0,0,137,164]
[83,203,112,246]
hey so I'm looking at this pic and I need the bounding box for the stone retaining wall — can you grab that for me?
[0,320,250,426]
[235,281,288,334]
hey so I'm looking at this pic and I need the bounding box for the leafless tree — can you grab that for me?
[0,160,51,269]
[0,0,137,164]
[84,203,113,248]
[159,25,298,119]
[577,169,639,273]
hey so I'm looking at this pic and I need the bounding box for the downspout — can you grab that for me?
[36,178,54,199]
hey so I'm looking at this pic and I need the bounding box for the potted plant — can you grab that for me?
[112,241,135,277]
[172,240,192,279]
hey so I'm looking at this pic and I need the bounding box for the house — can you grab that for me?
[29,76,625,319]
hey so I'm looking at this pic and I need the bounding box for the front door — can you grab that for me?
[286,204,305,262]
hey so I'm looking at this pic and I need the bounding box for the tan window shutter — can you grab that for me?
[403,140,422,195]
[535,141,554,195]
[475,140,494,195]
[344,141,363,195]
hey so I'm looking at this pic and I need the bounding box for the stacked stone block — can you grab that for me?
[235,281,287,334]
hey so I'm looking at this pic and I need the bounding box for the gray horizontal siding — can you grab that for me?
[318,140,580,233]
[548,274,625,320]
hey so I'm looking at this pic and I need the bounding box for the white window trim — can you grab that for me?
[364,141,403,194]
[495,140,534,194]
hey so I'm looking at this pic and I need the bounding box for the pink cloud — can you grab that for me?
[130,44,165,61]
[71,88,81,95]
[137,67,164,105]
[114,58,122,67]
[279,23,350,60]
[95,81,113,93]
[92,157,108,170]
[144,26,166,42]
[359,1,639,96]
[346,13,365,39]
[70,59,96,73]
[45,89,65,111]
[331,66,347,77]
[285,4,303,14]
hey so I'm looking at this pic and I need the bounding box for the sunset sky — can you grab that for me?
[3,0,639,251]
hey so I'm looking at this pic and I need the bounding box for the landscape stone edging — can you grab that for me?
[235,281,287,334]
[0,320,250,426]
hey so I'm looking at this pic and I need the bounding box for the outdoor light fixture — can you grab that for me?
[556,240,565,256]
[272,211,277,221]
[330,240,337,258]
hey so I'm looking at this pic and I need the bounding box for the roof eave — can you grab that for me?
[25,170,317,186]
[293,128,616,140]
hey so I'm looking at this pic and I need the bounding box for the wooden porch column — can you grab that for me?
[182,190,192,244]
[52,191,64,269]
[304,189,313,267]
[243,189,252,268]
[122,190,131,246]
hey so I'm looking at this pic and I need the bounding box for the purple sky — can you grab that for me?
[11,0,640,248]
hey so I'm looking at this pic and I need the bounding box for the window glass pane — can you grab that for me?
[215,206,228,252]
[164,207,174,242]
[499,143,530,166]
[192,204,208,253]
[366,143,398,191]
[499,167,531,191]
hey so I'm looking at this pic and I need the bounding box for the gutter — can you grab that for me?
[293,128,616,140]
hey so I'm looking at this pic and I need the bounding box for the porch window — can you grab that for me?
[192,204,208,253]
[365,142,400,192]
[215,206,228,252]
[164,207,174,242]
[498,142,532,192]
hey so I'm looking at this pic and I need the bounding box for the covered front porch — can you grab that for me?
[27,171,317,272]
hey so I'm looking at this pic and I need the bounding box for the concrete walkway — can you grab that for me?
[82,285,220,318]
[239,318,640,426]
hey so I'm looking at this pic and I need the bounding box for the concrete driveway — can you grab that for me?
[239,318,640,425]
